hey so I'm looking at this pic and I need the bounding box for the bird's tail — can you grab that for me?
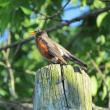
[69,54,87,68]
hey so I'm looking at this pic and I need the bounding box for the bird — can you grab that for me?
[33,29,87,68]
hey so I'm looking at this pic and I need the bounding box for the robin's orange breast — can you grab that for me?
[36,38,52,59]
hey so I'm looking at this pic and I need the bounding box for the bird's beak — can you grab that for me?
[29,31,36,36]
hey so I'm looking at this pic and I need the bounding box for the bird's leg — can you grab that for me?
[48,57,57,64]
[48,61,52,65]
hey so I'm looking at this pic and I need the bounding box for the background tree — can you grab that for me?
[0,0,110,110]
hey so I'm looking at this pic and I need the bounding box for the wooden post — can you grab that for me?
[33,64,92,110]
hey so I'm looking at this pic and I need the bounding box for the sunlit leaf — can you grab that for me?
[20,6,32,15]
[97,12,107,27]
[93,0,105,8]
[106,77,110,91]
[102,86,107,100]
[96,35,105,45]
[0,88,7,96]
[91,76,98,96]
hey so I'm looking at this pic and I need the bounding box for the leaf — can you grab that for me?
[97,12,107,27]
[93,0,105,8]
[0,88,7,96]
[106,77,110,91]
[102,86,107,100]
[20,6,32,15]
[96,51,106,64]
[91,76,98,96]
[99,14,110,34]
[96,35,105,45]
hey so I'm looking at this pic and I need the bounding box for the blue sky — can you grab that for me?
[0,30,9,46]
[63,0,90,27]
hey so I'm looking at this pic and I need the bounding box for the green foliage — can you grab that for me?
[91,76,98,96]
[0,0,110,109]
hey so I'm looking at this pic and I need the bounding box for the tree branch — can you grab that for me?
[40,0,70,19]
[0,36,35,51]
[2,34,17,99]
[99,0,110,2]
[0,6,110,51]
[0,99,32,110]
[1,99,109,110]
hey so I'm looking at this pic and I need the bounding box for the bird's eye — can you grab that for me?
[37,32,42,36]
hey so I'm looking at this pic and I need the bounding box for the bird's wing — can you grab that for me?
[54,41,87,68]
[43,37,67,64]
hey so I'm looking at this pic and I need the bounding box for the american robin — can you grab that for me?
[33,29,87,68]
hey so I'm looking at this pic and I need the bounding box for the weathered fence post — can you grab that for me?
[33,64,92,110]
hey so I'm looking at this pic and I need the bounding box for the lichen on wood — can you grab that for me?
[33,64,92,110]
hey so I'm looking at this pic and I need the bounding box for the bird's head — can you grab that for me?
[30,28,47,38]
[34,28,44,36]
